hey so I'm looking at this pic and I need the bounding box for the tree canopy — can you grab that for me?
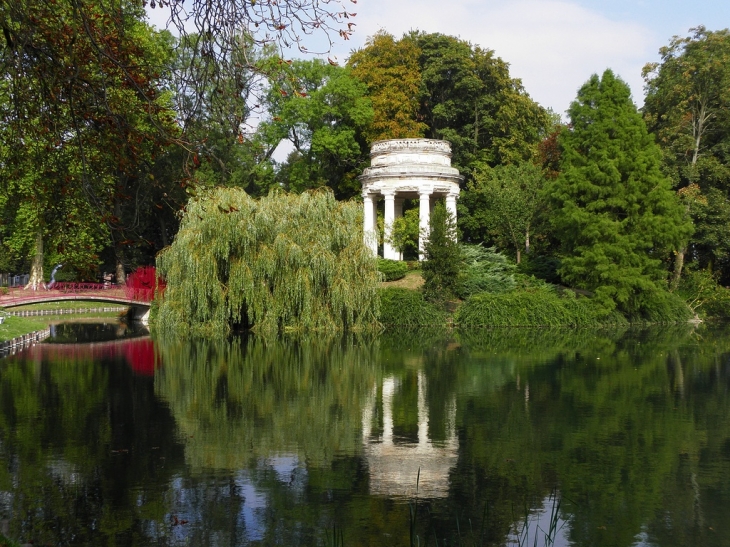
[461,161,547,262]
[546,69,692,316]
[258,59,373,198]
[348,31,427,142]
[643,27,730,285]
[0,0,179,284]
[154,188,379,334]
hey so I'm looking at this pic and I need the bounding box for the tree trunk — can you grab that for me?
[159,216,169,248]
[114,173,127,285]
[116,258,126,285]
[24,231,45,290]
[525,228,530,256]
[671,246,686,291]
[516,248,521,264]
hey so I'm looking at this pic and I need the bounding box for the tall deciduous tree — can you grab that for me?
[642,27,730,285]
[412,32,549,172]
[258,59,373,198]
[465,162,547,263]
[0,0,179,284]
[170,34,278,194]
[546,70,692,315]
[348,31,427,142]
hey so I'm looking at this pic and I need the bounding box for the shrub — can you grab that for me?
[377,258,408,281]
[455,288,628,328]
[677,267,730,318]
[517,254,562,284]
[378,288,447,327]
[631,289,693,323]
[457,244,516,298]
[702,288,730,319]
[126,266,165,302]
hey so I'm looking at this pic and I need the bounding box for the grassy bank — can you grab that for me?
[0,315,51,341]
[6,301,127,311]
[379,272,700,328]
[0,305,126,342]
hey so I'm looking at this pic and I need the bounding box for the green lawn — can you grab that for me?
[4,301,127,311]
[0,315,53,341]
[1,302,126,342]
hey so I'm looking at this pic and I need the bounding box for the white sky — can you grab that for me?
[146,1,730,120]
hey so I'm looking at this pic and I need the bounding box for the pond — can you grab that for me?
[0,321,729,546]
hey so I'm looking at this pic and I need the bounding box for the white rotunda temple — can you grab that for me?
[359,139,462,260]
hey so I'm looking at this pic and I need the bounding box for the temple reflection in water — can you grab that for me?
[362,370,458,498]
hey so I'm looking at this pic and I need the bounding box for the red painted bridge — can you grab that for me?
[0,283,153,309]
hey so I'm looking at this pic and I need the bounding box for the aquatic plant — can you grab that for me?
[155,188,379,334]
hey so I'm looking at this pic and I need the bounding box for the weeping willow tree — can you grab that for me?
[154,188,379,334]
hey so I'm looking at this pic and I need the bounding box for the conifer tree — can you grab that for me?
[546,70,692,316]
[422,203,463,303]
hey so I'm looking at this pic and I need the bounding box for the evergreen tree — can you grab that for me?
[422,203,463,303]
[545,70,692,316]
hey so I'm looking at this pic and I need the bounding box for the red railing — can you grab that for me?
[52,282,116,292]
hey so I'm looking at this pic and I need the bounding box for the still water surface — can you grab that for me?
[0,322,729,546]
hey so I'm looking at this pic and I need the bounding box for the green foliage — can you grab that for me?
[173,34,278,195]
[422,203,463,303]
[643,27,730,285]
[457,244,516,298]
[377,258,408,281]
[455,287,629,328]
[643,27,730,191]
[155,188,379,334]
[677,266,730,318]
[387,207,420,260]
[412,32,550,170]
[258,59,373,199]
[348,31,427,142]
[546,69,693,316]
[378,288,447,327]
[461,161,547,261]
[0,532,20,547]
[517,254,562,284]
[349,31,549,173]
[632,289,693,323]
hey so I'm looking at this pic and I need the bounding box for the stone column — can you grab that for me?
[445,190,459,242]
[394,197,404,260]
[418,187,432,261]
[363,192,378,255]
[382,190,399,260]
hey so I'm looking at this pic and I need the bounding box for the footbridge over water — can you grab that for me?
[0,284,153,322]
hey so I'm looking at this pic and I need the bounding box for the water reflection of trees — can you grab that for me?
[154,334,381,469]
[0,348,184,545]
[438,322,730,547]
[1,324,729,546]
